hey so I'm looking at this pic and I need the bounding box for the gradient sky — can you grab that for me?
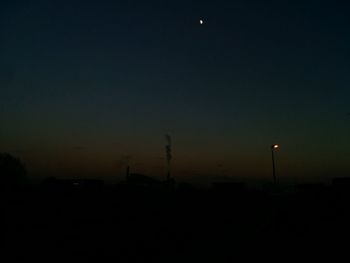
[1,0,350,183]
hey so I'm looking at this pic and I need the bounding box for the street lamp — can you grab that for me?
[271,144,279,185]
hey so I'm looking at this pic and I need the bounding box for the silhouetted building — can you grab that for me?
[42,177,104,189]
[295,183,327,195]
[177,182,196,190]
[212,182,246,194]
[126,173,161,187]
[332,177,350,194]
[333,177,350,187]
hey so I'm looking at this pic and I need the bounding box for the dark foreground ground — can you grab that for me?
[2,183,350,261]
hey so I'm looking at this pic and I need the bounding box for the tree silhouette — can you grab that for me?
[0,153,27,186]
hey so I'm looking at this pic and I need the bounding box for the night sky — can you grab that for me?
[1,0,349,183]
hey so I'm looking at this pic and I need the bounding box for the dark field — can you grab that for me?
[3,182,350,261]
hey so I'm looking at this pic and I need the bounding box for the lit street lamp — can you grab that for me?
[271,144,279,185]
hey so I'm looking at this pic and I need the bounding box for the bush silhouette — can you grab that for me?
[0,153,27,186]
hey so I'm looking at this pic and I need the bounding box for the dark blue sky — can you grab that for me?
[1,0,350,183]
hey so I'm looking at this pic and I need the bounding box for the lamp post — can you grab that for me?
[271,144,279,185]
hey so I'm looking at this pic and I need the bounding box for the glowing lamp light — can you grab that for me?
[199,19,204,25]
[270,144,279,185]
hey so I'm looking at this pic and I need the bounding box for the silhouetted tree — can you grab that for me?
[0,153,27,187]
